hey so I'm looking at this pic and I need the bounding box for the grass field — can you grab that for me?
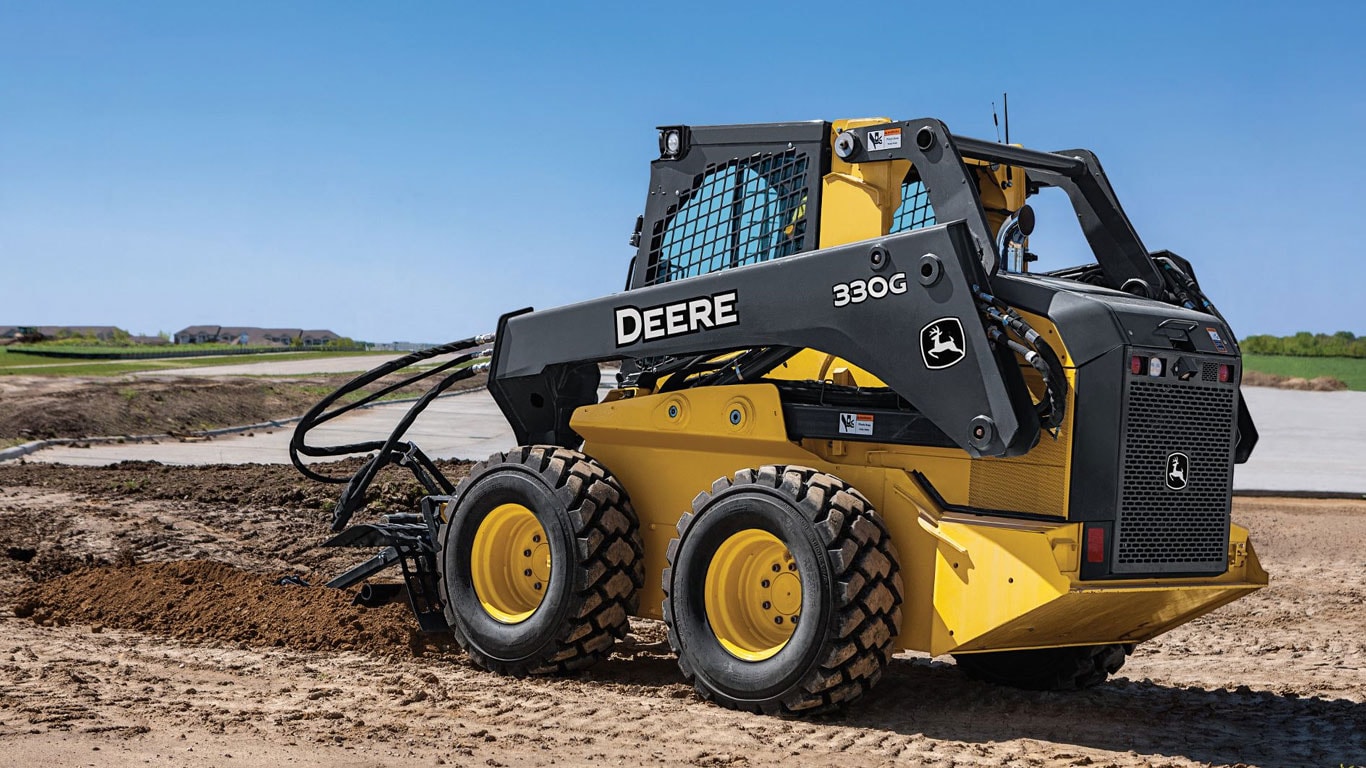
[1242,354,1366,390]
[0,347,391,377]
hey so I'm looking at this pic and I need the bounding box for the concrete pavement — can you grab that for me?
[11,380,1366,495]
[1235,387,1366,495]
[133,354,410,378]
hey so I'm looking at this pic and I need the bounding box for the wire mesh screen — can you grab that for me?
[890,178,936,233]
[646,150,809,285]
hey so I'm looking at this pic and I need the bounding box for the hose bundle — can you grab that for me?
[975,290,1067,433]
[289,334,494,531]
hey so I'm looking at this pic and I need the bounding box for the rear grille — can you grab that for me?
[1114,373,1236,574]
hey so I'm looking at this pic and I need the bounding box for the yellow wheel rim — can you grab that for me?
[470,503,551,624]
[704,529,802,661]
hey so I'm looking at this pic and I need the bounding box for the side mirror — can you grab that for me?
[1016,204,1035,237]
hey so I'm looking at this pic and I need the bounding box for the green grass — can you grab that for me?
[1242,354,1366,391]
[0,347,392,377]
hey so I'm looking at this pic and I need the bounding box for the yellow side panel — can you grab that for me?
[571,384,819,620]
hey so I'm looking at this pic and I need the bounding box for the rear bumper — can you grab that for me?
[916,514,1267,656]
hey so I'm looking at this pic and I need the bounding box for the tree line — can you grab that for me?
[1241,331,1366,358]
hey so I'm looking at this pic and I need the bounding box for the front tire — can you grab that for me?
[952,643,1134,690]
[663,466,903,715]
[439,446,644,675]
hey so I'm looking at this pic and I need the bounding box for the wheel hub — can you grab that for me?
[704,529,802,661]
[471,503,550,624]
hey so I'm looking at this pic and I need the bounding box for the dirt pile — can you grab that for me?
[0,371,487,441]
[13,560,452,656]
[0,461,472,605]
[0,459,471,515]
[1242,370,1348,390]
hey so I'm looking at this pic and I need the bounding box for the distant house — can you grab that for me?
[175,325,222,345]
[300,329,341,347]
[173,325,343,347]
[129,334,170,346]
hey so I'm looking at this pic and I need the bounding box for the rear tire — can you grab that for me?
[663,466,903,715]
[439,446,644,675]
[952,643,1134,691]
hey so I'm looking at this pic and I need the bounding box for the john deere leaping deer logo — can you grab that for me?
[919,317,966,370]
[1165,452,1190,491]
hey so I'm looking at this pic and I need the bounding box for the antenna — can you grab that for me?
[992,100,1001,143]
[1003,91,1010,145]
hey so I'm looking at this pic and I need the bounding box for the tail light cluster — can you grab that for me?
[1130,354,1234,383]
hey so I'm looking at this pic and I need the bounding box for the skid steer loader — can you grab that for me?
[292,116,1266,715]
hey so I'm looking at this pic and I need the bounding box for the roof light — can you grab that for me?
[658,126,689,159]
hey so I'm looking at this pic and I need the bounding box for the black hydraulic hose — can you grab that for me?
[288,334,494,532]
[694,346,800,388]
[290,334,492,483]
[976,290,1067,431]
[328,363,485,531]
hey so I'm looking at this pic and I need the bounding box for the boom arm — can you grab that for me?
[489,220,1041,458]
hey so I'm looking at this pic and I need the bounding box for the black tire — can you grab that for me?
[663,465,903,715]
[952,643,1134,691]
[439,445,645,675]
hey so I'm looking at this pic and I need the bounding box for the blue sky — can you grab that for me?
[1,1,1362,341]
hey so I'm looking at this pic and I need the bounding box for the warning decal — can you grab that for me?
[1206,327,1227,353]
[838,413,875,436]
[866,128,902,151]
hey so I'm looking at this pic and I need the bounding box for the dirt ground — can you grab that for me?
[0,371,487,443]
[0,463,1362,767]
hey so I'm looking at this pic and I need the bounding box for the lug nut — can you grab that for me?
[771,564,781,573]
[792,615,799,625]
[523,549,532,557]
[761,579,770,588]
[533,582,542,591]
[762,601,771,610]
[523,569,533,577]
[788,563,797,571]
[774,616,783,625]
[532,534,541,543]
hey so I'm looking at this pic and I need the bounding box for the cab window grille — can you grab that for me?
[890,177,936,234]
[646,150,808,285]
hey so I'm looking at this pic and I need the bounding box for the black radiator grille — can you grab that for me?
[1114,376,1236,574]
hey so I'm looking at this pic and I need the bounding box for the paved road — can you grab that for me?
[1236,387,1366,494]
[13,382,1366,495]
[133,354,410,378]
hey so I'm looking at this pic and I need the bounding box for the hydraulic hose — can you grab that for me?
[289,333,494,531]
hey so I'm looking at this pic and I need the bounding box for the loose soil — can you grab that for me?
[0,371,487,442]
[1242,370,1348,391]
[0,463,1362,767]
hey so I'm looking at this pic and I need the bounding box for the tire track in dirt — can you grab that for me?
[1,471,1364,766]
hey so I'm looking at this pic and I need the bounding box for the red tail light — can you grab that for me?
[1086,527,1106,564]
[1218,364,1232,383]
[1130,355,1144,375]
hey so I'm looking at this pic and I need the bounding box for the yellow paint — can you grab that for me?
[470,503,550,624]
[819,118,912,249]
[561,117,1268,657]
[571,384,1268,655]
[704,529,801,661]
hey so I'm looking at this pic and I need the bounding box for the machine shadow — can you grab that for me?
[580,647,1363,766]
[845,658,1364,766]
